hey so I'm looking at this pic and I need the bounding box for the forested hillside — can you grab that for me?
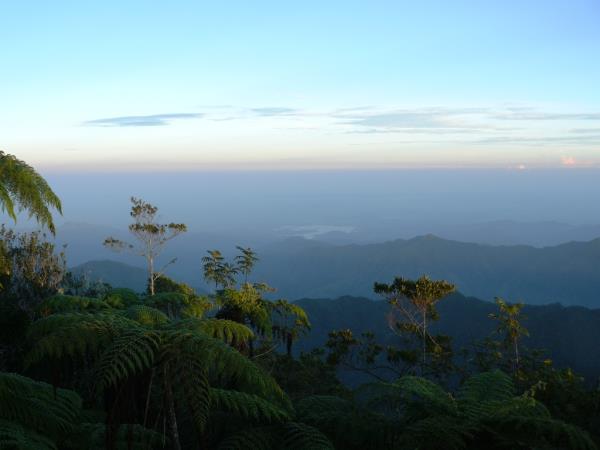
[295,294,600,379]
[254,235,600,306]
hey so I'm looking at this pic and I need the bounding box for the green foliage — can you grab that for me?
[144,291,211,319]
[0,151,62,234]
[0,227,66,310]
[37,294,110,316]
[0,372,81,447]
[103,287,140,308]
[104,197,187,296]
[374,275,456,374]
[181,318,255,345]
[217,422,334,450]
[122,304,170,326]
[359,370,597,450]
[210,388,289,423]
[151,274,196,296]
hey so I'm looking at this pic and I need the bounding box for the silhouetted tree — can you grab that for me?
[374,275,455,373]
[104,197,187,296]
[489,297,529,373]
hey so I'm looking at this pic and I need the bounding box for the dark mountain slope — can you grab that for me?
[255,236,600,306]
[294,294,600,378]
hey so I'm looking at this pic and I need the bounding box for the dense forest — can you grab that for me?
[2,151,600,449]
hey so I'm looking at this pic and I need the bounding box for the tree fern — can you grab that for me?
[178,317,255,345]
[399,415,472,450]
[217,427,277,450]
[37,294,110,316]
[96,328,160,389]
[0,151,62,233]
[0,372,84,449]
[280,422,335,450]
[210,388,289,423]
[0,419,56,450]
[122,304,170,327]
[296,395,395,450]
[458,370,515,421]
[25,313,133,367]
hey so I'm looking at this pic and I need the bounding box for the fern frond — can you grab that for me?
[281,422,335,450]
[486,416,597,450]
[0,373,81,443]
[361,376,456,418]
[458,370,515,421]
[296,395,394,450]
[122,305,170,326]
[0,419,57,450]
[65,422,164,450]
[37,295,110,316]
[217,427,276,450]
[210,388,289,423]
[164,330,290,409]
[400,415,472,450]
[25,313,132,368]
[97,329,160,389]
[179,318,254,345]
[0,151,62,233]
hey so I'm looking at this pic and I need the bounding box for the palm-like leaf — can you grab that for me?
[0,151,62,233]
[0,373,82,447]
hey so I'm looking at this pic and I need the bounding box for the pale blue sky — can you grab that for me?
[2,0,600,170]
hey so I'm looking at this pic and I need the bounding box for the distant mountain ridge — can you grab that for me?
[70,260,148,292]
[60,222,600,307]
[253,235,600,306]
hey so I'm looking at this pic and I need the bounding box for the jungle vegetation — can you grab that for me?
[1,152,600,449]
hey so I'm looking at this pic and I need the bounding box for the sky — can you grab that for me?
[2,0,600,171]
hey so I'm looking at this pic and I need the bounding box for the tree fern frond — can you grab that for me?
[486,416,597,450]
[164,330,290,409]
[0,419,57,450]
[65,422,164,450]
[0,151,62,233]
[0,373,81,443]
[296,395,394,450]
[217,427,276,450]
[122,304,170,326]
[281,422,335,450]
[37,294,110,316]
[458,370,515,421]
[179,318,254,345]
[97,329,160,389]
[25,313,131,367]
[360,376,456,418]
[210,388,290,423]
[400,415,472,450]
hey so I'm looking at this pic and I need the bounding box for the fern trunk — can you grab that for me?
[164,367,181,450]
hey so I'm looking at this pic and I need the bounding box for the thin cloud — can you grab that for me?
[83,113,203,127]
[475,134,600,145]
[495,112,600,121]
[250,107,299,116]
[570,128,600,134]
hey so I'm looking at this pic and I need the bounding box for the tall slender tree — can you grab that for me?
[104,197,187,296]
[374,275,455,373]
[489,297,529,373]
[0,151,62,234]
